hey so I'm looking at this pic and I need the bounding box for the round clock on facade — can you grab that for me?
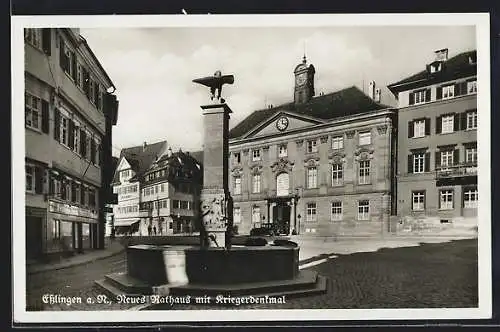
[276,116,289,131]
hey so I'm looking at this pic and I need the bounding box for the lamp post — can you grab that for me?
[297,214,301,235]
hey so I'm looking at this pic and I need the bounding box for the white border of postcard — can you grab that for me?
[12,13,491,323]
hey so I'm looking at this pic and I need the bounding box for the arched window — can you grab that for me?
[276,172,289,196]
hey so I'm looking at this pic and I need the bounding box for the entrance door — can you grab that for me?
[26,216,43,259]
[273,203,291,235]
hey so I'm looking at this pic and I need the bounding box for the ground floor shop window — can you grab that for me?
[48,219,74,252]
[82,223,91,249]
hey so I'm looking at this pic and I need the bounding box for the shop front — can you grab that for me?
[46,200,99,254]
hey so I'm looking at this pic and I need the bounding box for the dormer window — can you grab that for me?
[430,62,442,73]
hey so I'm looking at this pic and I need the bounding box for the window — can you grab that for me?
[466,111,477,130]
[173,200,180,209]
[413,90,427,104]
[441,115,454,134]
[331,136,343,150]
[464,188,478,209]
[276,172,290,196]
[26,165,35,192]
[412,191,425,211]
[252,149,261,161]
[331,201,342,221]
[413,152,426,174]
[76,63,83,88]
[60,116,69,146]
[442,84,455,99]
[306,203,317,222]
[358,200,370,220]
[121,170,130,181]
[465,146,477,164]
[234,176,241,195]
[25,28,43,49]
[439,189,454,210]
[307,167,317,189]
[234,152,241,163]
[467,80,477,94]
[252,207,261,226]
[180,201,189,209]
[52,219,61,240]
[413,119,426,138]
[331,164,343,186]
[73,122,80,154]
[25,93,41,130]
[278,144,288,157]
[252,174,261,193]
[358,161,370,184]
[88,188,96,208]
[440,150,454,168]
[89,79,96,104]
[62,43,75,78]
[359,132,371,146]
[233,207,241,224]
[306,140,318,153]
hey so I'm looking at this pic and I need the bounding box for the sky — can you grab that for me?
[78,26,476,156]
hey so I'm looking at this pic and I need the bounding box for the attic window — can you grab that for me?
[430,62,442,73]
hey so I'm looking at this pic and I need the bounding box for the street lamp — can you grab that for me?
[297,214,301,235]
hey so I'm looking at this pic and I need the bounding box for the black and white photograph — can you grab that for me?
[12,13,491,323]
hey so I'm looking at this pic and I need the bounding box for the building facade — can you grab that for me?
[111,141,168,235]
[388,48,477,233]
[228,56,397,237]
[25,28,118,259]
[138,148,203,235]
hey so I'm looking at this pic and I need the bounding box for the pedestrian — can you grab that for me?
[148,225,152,236]
[153,226,157,235]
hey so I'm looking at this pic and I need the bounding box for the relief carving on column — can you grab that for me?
[242,149,249,156]
[295,139,304,147]
[346,130,356,139]
[200,191,227,232]
[271,158,294,173]
[376,125,388,135]
[320,136,328,144]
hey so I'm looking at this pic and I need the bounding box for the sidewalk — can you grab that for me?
[27,239,126,275]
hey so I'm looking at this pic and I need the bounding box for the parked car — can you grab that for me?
[249,223,279,236]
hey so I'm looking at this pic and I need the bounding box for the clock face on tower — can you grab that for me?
[296,72,307,86]
[276,116,289,131]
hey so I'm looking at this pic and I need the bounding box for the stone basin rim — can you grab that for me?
[128,244,300,251]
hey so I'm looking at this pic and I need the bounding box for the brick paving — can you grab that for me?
[26,238,478,311]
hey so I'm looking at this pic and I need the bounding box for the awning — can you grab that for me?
[114,219,140,227]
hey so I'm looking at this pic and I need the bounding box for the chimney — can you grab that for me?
[374,88,381,103]
[368,81,376,100]
[167,147,173,157]
[143,141,147,151]
[434,48,449,62]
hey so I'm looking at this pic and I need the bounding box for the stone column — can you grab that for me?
[200,103,233,248]
[289,198,295,235]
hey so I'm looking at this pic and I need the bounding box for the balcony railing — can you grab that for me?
[435,163,477,178]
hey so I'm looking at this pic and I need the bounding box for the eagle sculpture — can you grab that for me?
[193,70,234,102]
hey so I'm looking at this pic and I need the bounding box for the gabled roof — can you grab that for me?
[229,86,389,139]
[111,140,167,185]
[143,150,203,185]
[387,50,477,95]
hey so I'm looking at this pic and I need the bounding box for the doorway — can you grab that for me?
[272,203,291,235]
[26,216,43,259]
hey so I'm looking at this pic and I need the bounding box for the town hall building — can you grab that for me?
[228,56,398,237]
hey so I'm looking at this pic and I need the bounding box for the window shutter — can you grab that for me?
[408,121,414,138]
[436,86,442,100]
[424,118,430,136]
[53,109,60,141]
[461,112,468,130]
[460,81,467,96]
[454,83,462,96]
[80,129,87,156]
[42,29,51,55]
[90,140,96,163]
[59,38,65,69]
[71,52,77,80]
[83,69,90,97]
[49,176,55,195]
[68,120,74,149]
[41,100,49,134]
[425,89,431,102]
[34,167,44,194]
[453,113,460,132]
[435,151,440,169]
[80,184,86,205]
[425,152,430,172]
[453,149,460,165]
[94,83,100,105]
[436,116,442,134]
[407,155,413,174]
[409,92,415,105]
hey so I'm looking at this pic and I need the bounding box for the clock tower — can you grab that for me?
[294,55,315,104]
